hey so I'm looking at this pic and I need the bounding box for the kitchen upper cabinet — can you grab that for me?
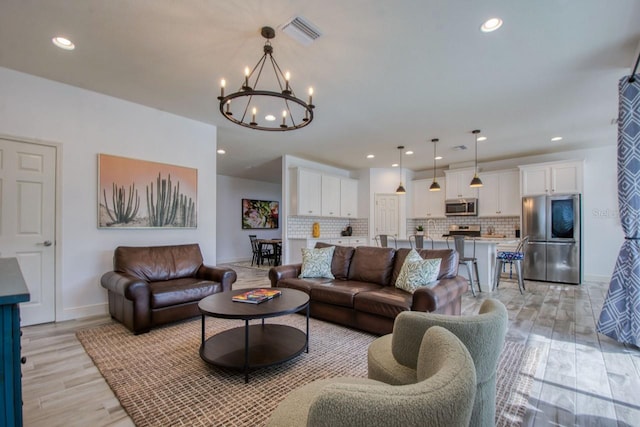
[445,168,479,200]
[321,175,341,217]
[291,168,359,218]
[412,179,446,218]
[340,178,358,218]
[520,161,583,196]
[291,168,322,216]
[478,170,520,217]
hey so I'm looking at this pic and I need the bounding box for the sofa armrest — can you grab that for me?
[197,265,237,291]
[101,271,150,302]
[269,263,302,287]
[410,276,469,313]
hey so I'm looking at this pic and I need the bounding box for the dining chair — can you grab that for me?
[447,235,481,296]
[494,236,529,294]
[374,234,397,249]
[249,235,271,266]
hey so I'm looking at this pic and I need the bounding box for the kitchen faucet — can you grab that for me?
[426,219,436,238]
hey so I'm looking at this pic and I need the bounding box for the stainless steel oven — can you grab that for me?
[445,198,478,216]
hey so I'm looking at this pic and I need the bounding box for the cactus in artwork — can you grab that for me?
[146,173,180,226]
[176,194,196,227]
[103,183,140,225]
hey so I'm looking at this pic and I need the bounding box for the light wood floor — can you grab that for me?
[20,264,640,426]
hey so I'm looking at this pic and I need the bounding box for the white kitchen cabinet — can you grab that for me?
[340,178,358,218]
[445,168,479,200]
[519,161,583,196]
[478,170,520,217]
[412,178,446,218]
[321,175,341,217]
[291,168,322,216]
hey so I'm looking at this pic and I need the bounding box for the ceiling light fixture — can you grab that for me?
[218,26,315,131]
[481,18,503,33]
[396,146,406,194]
[551,136,563,142]
[469,130,483,188]
[52,36,75,50]
[366,154,375,159]
[429,138,441,192]
[216,149,226,154]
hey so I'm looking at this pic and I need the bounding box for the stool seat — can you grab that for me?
[493,237,528,294]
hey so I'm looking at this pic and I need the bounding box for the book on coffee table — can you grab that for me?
[232,288,282,304]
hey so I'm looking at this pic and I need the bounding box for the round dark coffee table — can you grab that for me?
[198,288,310,383]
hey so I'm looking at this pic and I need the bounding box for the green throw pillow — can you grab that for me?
[395,249,441,293]
[299,246,335,279]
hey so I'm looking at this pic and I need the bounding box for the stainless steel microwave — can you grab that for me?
[445,198,478,216]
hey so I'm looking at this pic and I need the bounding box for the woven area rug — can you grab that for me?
[77,315,538,426]
[228,261,273,271]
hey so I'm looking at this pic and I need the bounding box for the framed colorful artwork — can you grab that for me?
[98,154,197,228]
[242,199,279,229]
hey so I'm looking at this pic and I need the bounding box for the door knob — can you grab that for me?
[42,240,52,247]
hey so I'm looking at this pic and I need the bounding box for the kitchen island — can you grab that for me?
[397,237,519,291]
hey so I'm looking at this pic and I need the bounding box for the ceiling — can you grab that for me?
[1,1,639,184]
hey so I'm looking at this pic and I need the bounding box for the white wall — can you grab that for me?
[216,175,282,263]
[0,67,218,320]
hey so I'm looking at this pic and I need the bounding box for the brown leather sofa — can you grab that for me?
[269,244,469,335]
[101,243,237,334]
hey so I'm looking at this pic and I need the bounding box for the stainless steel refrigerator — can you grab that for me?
[522,194,581,284]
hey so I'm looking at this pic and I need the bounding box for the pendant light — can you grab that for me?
[469,129,483,187]
[395,146,406,194]
[429,138,441,191]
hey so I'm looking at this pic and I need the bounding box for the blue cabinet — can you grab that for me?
[1,258,30,427]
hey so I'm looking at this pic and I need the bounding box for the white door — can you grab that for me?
[0,138,56,326]
[374,194,399,237]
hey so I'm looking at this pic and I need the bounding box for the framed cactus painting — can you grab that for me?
[242,199,279,229]
[98,154,197,228]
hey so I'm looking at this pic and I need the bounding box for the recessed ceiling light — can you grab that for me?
[551,136,563,142]
[480,18,503,33]
[52,36,75,50]
[392,163,399,168]
[217,149,226,154]
[366,154,375,159]
[265,114,276,121]
[435,156,443,160]
[477,136,487,142]
[405,150,414,155]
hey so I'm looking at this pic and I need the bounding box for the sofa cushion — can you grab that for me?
[395,250,442,293]
[114,244,203,282]
[348,246,396,286]
[299,246,335,279]
[311,281,383,308]
[391,248,458,285]
[354,287,412,319]
[150,278,221,309]
[315,242,355,280]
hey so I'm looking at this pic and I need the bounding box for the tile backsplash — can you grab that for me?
[288,216,368,238]
[408,216,520,238]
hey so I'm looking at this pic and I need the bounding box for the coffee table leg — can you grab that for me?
[201,314,205,345]
[244,319,250,383]
[305,304,310,353]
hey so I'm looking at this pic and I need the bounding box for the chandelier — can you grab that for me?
[218,26,315,131]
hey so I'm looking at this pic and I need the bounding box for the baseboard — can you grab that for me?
[60,302,109,321]
[583,274,611,284]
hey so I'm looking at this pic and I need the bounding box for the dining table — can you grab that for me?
[257,239,282,266]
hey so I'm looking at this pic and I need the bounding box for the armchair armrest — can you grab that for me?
[269,263,302,287]
[197,265,237,291]
[410,276,468,313]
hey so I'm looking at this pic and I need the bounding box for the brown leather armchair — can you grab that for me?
[101,243,237,334]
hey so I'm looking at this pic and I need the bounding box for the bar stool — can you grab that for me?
[494,236,529,294]
[409,234,434,249]
[447,235,481,296]
[374,234,397,248]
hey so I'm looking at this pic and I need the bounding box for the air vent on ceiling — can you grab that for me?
[279,16,322,46]
[452,145,468,151]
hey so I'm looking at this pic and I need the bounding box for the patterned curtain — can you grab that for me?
[597,74,640,347]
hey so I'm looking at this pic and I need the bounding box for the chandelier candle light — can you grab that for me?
[396,146,406,194]
[469,130,483,188]
[429,138,441,191]
[218,26,315,131]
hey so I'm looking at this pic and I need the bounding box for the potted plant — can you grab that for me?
[415,225,424,235]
